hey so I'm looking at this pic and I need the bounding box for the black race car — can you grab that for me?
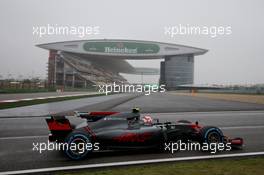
[46,108,243,160]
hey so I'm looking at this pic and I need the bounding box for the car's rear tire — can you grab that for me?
[63,131,92,160]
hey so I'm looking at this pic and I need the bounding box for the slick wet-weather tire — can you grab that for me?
[63,131,92,160]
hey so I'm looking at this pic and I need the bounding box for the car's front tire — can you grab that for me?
[200,126,224,143]
[199,126,224,152]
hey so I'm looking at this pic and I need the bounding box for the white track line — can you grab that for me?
[220,125,264,130]
[0,152,264,175]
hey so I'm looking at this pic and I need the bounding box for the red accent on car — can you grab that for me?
[230,138,243,145]
[190,123,202,129]
[46,118,72,131]
[113,132,153,142]
[89,111,118,116]
[84,126,96,139]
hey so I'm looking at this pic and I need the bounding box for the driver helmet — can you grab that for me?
[143,115,153,125]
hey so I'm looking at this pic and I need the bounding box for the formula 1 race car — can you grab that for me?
[46,108,243,160]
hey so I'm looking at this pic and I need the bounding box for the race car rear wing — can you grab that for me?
[46,116,72,131]
[46,116,73,142]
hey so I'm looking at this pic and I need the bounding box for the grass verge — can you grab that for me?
[58,156,264,175]
[0,93,106,109]
[173,92,264,105]
[0,88,56,94]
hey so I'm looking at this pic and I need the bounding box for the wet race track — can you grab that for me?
[0,92,264,172]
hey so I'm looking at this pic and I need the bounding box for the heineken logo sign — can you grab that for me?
[83,42,160,54]
[104,47,138,54]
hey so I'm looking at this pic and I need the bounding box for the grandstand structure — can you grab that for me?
[37,39,207,90]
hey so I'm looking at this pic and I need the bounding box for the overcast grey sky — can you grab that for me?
[0,0,263,84]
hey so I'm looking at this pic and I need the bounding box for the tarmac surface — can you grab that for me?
[111,92,264,113]
[0,93,138,117]
[0,92,264,173]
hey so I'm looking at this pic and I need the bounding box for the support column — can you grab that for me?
[72,71,75,88]
[48,50,57,88]
[163,54,194,90]
[54,55,57,87]
[63,62,66,89]
[159,61,165,86]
